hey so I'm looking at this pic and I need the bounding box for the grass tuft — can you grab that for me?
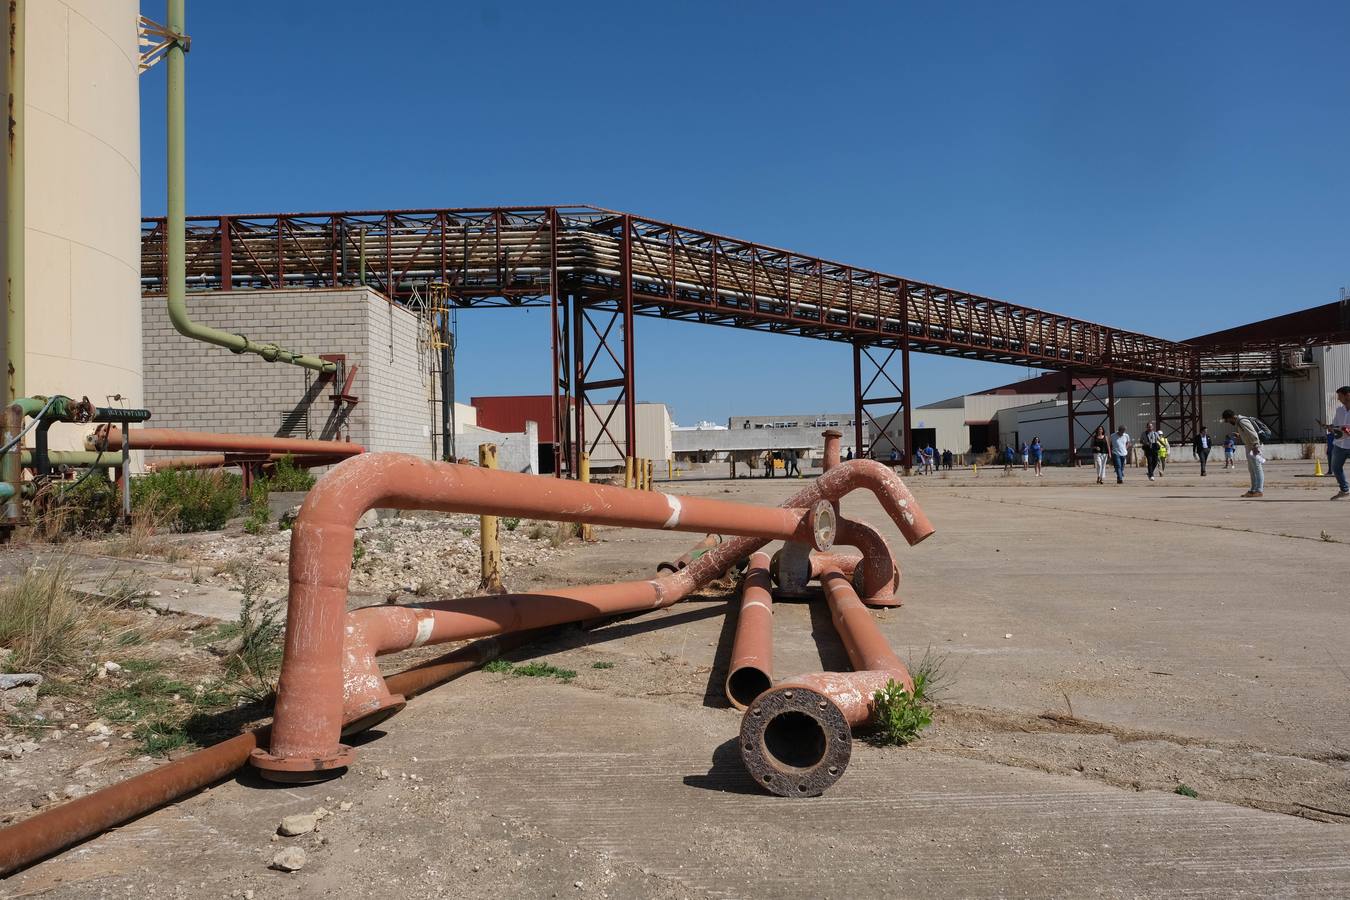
[870,675,933,745]
[0,563,100,673]
[1175,783,1199,798]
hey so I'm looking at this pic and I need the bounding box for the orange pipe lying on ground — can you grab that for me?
[254,451,837,780]
[739,565,913,797]
[89,425,364,457]
[724,552,775,709]
[832,518,902,606]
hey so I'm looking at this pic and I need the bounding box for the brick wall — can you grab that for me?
[142,287,433,459]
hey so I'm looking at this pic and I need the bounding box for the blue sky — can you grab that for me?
[139,1,1350,425]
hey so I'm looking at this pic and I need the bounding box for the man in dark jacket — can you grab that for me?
[1192,426,1212,477]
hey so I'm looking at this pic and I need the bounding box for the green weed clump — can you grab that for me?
[243,482,270,535]
[483,659,577,682]
[870,672,933,745]
[133,469,241,533]
[265,455,316,493]
[1175,783,1199,798]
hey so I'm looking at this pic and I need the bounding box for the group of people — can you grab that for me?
[884,445,955,474]
[1084,384,1350,500]
[1000,438,1046,476]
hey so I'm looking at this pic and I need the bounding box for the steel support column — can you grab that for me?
[548,212,571,478]
[853,340,910,470]
[570,222,636,472]
[1064,372,1112,464]
[1255,364,1284,440]
[1158,378,1200,443]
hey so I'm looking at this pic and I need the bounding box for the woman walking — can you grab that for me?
[1157,432,1170,477]
[1091,426,1109,484]
[1030,436,1044,476]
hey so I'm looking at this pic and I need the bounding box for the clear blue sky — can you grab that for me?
[139,1,1350,425]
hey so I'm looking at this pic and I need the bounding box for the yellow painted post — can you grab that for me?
[645,458,654,490]
[667,457,673,480]
[478,443,504,593]
[625,456,635,489]
[579,452,595,542]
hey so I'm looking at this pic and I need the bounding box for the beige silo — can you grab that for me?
[18,0,142,449]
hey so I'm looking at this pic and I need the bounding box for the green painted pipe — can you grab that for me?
[165,0,334,374]
[6,0,25,404]
[0,482,13,502]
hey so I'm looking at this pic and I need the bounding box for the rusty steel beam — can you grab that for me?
[139,205,1225,382]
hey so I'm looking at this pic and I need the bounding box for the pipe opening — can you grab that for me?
[762,710,828,770]
[726,667,772,708]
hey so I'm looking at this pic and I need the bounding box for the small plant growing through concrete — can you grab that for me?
[1175,783,1199,798]
[503,516,521,532]
[591,661,615,670]
[483,659,513,673]
[513,661,578,682]
[870,673,933,745]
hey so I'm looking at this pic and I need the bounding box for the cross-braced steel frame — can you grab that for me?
[1064,372,1115,462]
[853,342,911,467]
[141,204,1293,475]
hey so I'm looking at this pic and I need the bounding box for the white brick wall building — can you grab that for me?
[142,287,433,457]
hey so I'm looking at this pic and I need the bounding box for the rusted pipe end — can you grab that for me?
[725,664,773,710]
[740,686,851,797]
[808,500,835,552]
[248,744,355,783]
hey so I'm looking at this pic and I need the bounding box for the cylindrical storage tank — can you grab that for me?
[17,0,142,449]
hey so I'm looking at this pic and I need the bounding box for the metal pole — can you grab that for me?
[1107,372,1117,435]
[478,443,503,594]
[900,337,913,475]
[578,452,593,541]
[440,313,454,461]
[5,0,25,405]
[852,343,864,457]
[621,216,637,462]
[121,423,131,521]
[1064,370,1076,466]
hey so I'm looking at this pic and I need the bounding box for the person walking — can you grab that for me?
[1109,426,1131,484]
[1328,385,1350,500]
[845,447,854,461]
[1157,432,1170,477]
[1030,436,1044,476]
[1091,425,1109,484]
[1003,444,1015,473]
[1223,432,1237,469]
[1141,422,1162,481]
[784,449,800,478]
[1020,442,1029,470]
[1192,426,1212,477]
[942,448,953,470]
[1222,409,1266,498]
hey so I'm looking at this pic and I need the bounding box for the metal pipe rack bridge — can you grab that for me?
[140,205,1347,472]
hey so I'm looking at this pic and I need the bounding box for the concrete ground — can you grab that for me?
[7,457,1350,898]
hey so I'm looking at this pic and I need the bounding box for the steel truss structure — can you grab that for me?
[142,205,1290,471]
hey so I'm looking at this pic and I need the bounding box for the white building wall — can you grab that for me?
[364,297,433,458]
[584,403,672,467]
[19,0,142,450]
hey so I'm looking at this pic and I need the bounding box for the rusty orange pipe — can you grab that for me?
[834,518,902,606]
[146,452,351,471]
[808,552,862,580]
[89,425,364,457]
[655,532,721,574]
[255,451,836,779]
[669,459,934,596]
[740,565,913,797]
[724,552,774,709]
[822,428,843,472]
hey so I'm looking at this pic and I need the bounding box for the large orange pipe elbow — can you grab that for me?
[256,452,835,779]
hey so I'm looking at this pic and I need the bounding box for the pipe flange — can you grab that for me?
[249,744,355,783]
[809,500,835,552]
[739,686,851,797]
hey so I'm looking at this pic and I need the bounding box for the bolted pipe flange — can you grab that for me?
[740,686,851,797]
[249,744,355,784]
[808,500,835,552]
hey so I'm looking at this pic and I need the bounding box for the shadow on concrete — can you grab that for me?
[808,597,851,672]
[699,599,742,710]
[682,736,762,796]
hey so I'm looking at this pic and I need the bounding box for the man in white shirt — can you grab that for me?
[1330,386,1350,500]
[1109,426,1131,485]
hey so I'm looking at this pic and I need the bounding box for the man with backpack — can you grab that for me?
[1141,421,1162,481]
[1222,409,1269,498]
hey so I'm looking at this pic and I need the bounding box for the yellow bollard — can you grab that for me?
[667,457,673,481]
[625,456,635,490]
[478,443,504,593]
[579,452,595,542]
[646,458,654,490]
